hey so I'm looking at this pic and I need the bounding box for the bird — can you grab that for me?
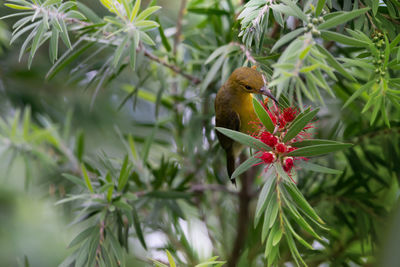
[215,66,277,184]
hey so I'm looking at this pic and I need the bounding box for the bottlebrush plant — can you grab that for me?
[216,97,352,266]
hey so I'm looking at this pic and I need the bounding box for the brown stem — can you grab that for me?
[358,1,376,29]
[95,220,106,266]
[190,183,238,195]
[231,42,257,64]
[227,155,257,267]
[140,45,201,84]
[174,0,187,56]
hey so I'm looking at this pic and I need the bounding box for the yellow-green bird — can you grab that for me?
[215,67,276,183]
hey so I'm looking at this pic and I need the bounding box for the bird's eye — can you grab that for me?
[245,85,252,90]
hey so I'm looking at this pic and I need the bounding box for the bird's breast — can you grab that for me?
[232,94,259,135]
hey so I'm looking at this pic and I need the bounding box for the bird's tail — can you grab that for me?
[226,150,236,186]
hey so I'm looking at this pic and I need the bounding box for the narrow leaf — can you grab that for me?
[252,97,275,132]
[287,143,352,157]
[216,127,271,151]
[81,164,94,193]
[283,108,319,143]
[231,154,262,179]
[317,8,370,30]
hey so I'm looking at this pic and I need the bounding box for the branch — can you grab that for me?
[231,42,257,65]
[227,154,257,267]
[95,219,106,266]
[140,45,201,84]
[190,183,238,195]
[174,0,187,56]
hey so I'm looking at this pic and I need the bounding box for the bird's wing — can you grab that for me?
[215,110,240,151]
[215,110,240,180]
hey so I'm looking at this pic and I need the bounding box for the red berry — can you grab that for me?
[276,143,286,153]
[260,152,276,164]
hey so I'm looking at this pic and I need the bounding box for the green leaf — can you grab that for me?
[117,155,130,191]
[287,143,352,157]
[252,97,275,132]
[136,6,161,21]
[28,21,46,68]
[342,80,375,109]
[284,201,322,240]
[59,19,72,49]
[216,127,271,151]
[370,95,382,125]
[62,173,86,188]
[113,200,132,212]
[384,34,390,68]
[76,2,103,23]
[372,0,379,16]
[284,182,324,224]
[43,0,61,7]
[46,41,95,80]
[81,163,94,193]
[255,175,275,227]
[105,173,113,202]
[268,199,279,228]
[49,27,59,63]
[283,108,319,143]
[130,0,141,21]
[271,27,304,52]
[300,161,343,174]
[156,17,171,52]
[75,131,84,162]
[272,227,283,246]
[316,44,356,81]
[317,7,370,30]
[284,218,314,250]
[113,35,128,67]
[68,226,96,248]
[201,52,226,91]
[107,230,124,264]
[389,33,400,51]
[132,206,147,249]
[166,250,176,267]
[292,139,348,147]
[231,154,262,179]
[66,10,87,20]
[139,31,155,46]
[278,0,308,21]
[320,30,368,47]
[5,3,32,10]
[315,0,326,16]
[134,20,159,29]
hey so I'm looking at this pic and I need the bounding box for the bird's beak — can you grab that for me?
[260,86,278,104]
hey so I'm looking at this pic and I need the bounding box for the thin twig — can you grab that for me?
[358,1,376,29]
[140,45,201,84]
[190,183,238,195]
[95,219,106,266]
[174,0,187,56]
[231,42,257,64]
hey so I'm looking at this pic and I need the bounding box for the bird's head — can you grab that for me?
[228,67,277,102]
